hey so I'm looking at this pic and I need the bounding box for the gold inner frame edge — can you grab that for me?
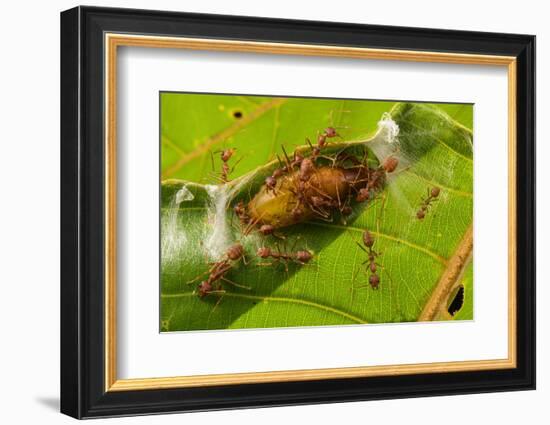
[104,33,518,392]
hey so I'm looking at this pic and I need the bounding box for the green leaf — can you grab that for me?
[160,96,473,331]
[161,93,395,182]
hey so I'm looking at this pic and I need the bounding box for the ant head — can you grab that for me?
[356,187,370,203]
[272,168,284,178]
[363,231,375,248]
[325,127,338,138]
[198,281,213,297]
[341,205,353,216]
[265,176,277,188]
[220,148,236,162]
[226,243,244,261]
[293,151,304,163]
[233,201,244,213]
[382,156,399,173]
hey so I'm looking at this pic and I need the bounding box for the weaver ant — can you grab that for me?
[416,186,441,220]
[219,148,236,183]
[256,243,313,272]
[192,243,249,298]
[210,147,240,184]
[233,200,250,226]
[316,126,339,150]
[353,230,383,290]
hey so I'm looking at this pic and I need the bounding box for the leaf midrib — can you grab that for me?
[162,98,287,179]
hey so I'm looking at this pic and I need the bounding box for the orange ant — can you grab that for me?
[219,148,235,183]
[352,230,404,317]
[264,156,289,194]
[233,201,250,226]
[210,148,240,184]
[256,240,313,272]
[354,230,383,290]
[416,186,441,220]
[317,126,339,150]
[191,243,249,298]
[382,156,399,173]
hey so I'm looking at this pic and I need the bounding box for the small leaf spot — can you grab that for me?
[233,110,243,119]
[447,285,465,316]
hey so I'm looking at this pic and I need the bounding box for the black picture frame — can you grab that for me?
[61,5,535,419]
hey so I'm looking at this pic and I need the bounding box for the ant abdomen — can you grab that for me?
[369,274,380,290]
[295,250,313,264]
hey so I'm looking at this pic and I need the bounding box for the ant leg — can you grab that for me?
[187,259,215,284]
[281,146,293,171]
[349,268,370,302]
[221,276,251,290]
[272,231,286,240]
[334,181,344,212]
[317,154,339,165]
[186,271,209,284]
[268,257,288,273]
[283,259,289,273]
[377,263,402,318]
[210,151,216,174]
[376,193,387,235]
[209,290,227,313]
[206,172,226,184]
[229,156,244,175]
[312,206,331,219]
[256,261,277,268]
[242,219,257,236]
[308,184,333,200]
[242,211,267,236]
[356,244,368,255]
[328,110,335,128]
[287,236,301,253]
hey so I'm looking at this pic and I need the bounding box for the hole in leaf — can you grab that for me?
[447,285,465,317]
[233,110,243,119]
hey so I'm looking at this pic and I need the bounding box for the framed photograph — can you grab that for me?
[60,6,535,419]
